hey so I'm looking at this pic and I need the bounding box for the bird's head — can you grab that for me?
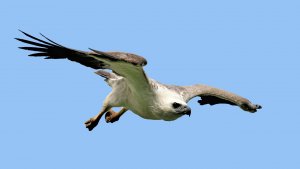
[171,102,191,117]
[154,87,191,120]
[157,100,192,121]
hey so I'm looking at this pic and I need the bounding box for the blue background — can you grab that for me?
[1,0,299,168]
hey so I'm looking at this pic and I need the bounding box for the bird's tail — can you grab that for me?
[94,70,122,87]
[94,70,117,80]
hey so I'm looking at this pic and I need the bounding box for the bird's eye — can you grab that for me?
[172,102,181,108]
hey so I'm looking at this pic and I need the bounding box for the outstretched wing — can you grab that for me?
[181,84,262,113]
[16,30,151,91]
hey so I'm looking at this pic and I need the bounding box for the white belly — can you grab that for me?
[107,78,183,121]
[126,93,183,121]
[126,92,161,120]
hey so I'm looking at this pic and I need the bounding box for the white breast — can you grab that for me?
[107,78,185,121]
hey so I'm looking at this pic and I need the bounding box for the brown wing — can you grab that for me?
[182,84,262,113]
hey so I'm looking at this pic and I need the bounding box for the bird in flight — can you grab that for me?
[16,30,262,131]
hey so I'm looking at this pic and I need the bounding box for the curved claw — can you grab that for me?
[240,103,262,113]
[105,111,120,123]
[256,104,262,109]
[84,118,99,131]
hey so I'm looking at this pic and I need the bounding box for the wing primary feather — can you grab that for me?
[28,53,48,57]
[19,47,48,52]
[40,33,65,47]
[18,30,55,47]
[15,38,50,48]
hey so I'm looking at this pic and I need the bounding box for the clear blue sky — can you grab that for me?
[1,0,299,168]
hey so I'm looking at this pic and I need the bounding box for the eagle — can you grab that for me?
[16,30,262,131]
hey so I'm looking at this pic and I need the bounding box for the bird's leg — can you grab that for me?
[84,106,111,131]
[105,107,128,123]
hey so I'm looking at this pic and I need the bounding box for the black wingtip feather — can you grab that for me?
[19,47,48,52]
[28,53,48,57]
[16,38,50,48]
[17,31,109,69]
[39,33,64,47]
[18,29,25,34]
[18,30,55,47]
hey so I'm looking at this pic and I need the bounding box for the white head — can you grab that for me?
[154,86,191,121]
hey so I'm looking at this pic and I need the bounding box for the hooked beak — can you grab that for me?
[183,106,191,117]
